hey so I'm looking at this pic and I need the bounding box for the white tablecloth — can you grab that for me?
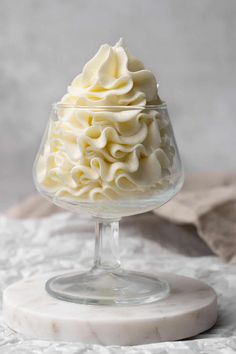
[0,212,236,353]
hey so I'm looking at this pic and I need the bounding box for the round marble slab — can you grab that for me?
[3,273,217,345]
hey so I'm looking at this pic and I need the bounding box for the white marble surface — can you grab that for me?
[3,273,217,345]
[0,211,236,353]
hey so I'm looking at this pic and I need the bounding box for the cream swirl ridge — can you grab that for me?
[61,38,162,107]
[36,40,174,201]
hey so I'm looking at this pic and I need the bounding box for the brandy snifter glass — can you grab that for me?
[33,103,184,306]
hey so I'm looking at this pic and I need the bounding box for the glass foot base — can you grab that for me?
[45,268,170,306]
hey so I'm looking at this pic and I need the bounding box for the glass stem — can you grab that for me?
[93,219,121,271]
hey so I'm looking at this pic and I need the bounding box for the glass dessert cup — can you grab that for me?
[33,104,184,306]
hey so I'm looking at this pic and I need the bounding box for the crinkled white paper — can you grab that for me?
[0,212,236,353]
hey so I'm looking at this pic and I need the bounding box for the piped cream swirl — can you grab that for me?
[36,40,174,201]
[61,38,162,107]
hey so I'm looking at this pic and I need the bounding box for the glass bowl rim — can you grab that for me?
[53,102,167,110]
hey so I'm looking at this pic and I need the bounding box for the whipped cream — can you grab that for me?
[61,38,162,107]
[36,39,174,201]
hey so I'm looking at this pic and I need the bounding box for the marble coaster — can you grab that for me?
[3,273,217,345]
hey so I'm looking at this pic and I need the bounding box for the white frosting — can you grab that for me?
[36,40,174,201]
[61,38,162,107]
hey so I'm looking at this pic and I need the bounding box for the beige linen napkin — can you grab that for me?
[154,174,236,263]
[6,174,236,263]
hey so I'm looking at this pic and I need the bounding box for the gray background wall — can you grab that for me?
[0,0,235,210]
